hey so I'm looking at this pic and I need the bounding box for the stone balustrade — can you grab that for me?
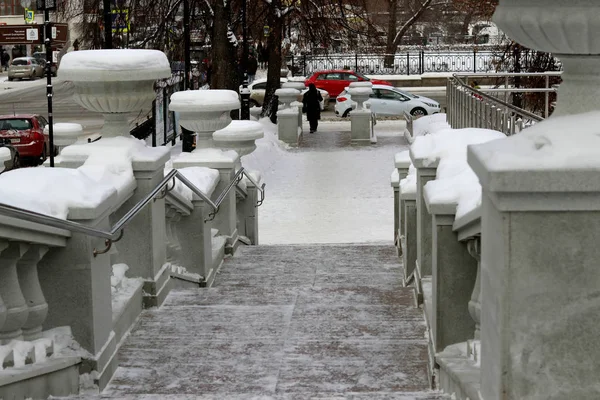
[0,49,266,399]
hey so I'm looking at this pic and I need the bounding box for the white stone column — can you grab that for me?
[349,83,374,146]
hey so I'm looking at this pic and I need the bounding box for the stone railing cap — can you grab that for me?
[395,150,412,168]
[423,184,457,215]
[390,169,399,187]
[453,206,482,241]
[172,149,239,169]
[58,49,171,82]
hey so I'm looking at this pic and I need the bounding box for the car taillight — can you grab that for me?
[27,60,31,65]
[337,97,348,102]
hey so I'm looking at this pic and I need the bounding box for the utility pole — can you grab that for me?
[103,0,112,49]
[240,0,250,119]
[37,0,56,166]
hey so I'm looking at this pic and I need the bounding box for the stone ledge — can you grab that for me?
[436,343,481,400]
[0,356,80,387]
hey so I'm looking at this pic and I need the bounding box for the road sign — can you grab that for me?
[0,24,68,45]
[263,26,270,37]
[24,9,34,23]
[26,28,38,41]
[112,9,129,33]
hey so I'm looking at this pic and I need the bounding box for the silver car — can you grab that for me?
[8,57,44,81]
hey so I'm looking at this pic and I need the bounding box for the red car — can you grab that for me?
[0,114,51,163]
[305,69,393,98]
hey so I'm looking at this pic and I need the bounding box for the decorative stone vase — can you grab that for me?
[493,0,600,116]
[43,123,84,152]
[213,120,264,165]
[275,88,301,109]
[58,49,171,138]
[169,90,240,149]
[348,82,373,111]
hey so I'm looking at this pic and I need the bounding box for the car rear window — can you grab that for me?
[0,119,32,130]
[12,59,29,66]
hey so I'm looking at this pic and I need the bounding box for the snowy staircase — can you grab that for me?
[60,244,450,399]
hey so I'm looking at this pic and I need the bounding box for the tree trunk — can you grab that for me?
[210,0,237,90]
[384,0,398,68]
[262,0,284,119]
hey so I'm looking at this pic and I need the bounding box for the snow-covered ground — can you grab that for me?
[241,118,408,245]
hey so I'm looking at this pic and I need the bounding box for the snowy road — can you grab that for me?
[243,119,409,245]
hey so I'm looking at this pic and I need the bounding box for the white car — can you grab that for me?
[243,78,330,111]
[334,84,440,118]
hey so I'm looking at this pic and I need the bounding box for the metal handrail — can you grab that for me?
[451,74,543,122]
[0,167,265,256]
[240,171,266,207]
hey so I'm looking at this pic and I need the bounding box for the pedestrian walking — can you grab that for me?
[247,54,258,84]
[2,52,9,72]
[302,83,322,133]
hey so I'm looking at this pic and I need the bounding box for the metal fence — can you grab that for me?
[286,51,499,76]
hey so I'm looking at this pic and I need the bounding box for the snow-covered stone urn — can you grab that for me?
[58,49,171,138]
[213,120,264,166]
[274,88,301,109]
[493,0,600,116]
[43,123,86,153]
[169,90,240,149]
[348,81,373,111]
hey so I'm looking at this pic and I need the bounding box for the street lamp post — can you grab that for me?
[181,0,195,152]
[37,0,55,167]
[240,0,250,120]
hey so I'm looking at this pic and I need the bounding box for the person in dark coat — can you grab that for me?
[247,54,258,84]
[302,83,322,133]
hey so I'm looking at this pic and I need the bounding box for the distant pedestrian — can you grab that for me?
[2,52,9,71]
[247,54,258,84]
[302,83,322,133]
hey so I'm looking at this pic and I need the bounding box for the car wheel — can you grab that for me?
[39,146,47,164]
[342,109,351,118]
[7,77,12,81]
[410,107,427,117]
[12,154,20,170]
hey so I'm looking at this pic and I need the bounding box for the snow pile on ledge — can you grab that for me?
[400,164,417,196]
[0,168,116,219]
[412,113,450,138]
[422,128,505,218]
[61,136,167,165]
[42,326,92,359]
[470,111,600,170]
[167,166,220,201]
[111,264,143,317]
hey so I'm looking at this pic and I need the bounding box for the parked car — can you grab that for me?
[32,52,58,77]
[244,78,330,110]
[335,85,441,118]
[0,139,19,172]
[0,114,51,164]
[7,57,44,81]
[305,70,393,98]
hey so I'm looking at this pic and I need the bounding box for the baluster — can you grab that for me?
[0,241,29,343]
[467,238,482,339]
[18,245,50,341]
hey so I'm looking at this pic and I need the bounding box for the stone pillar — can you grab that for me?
[425,200,477,353]
[409,152,439,288]
[469,133,600,399]
[175,198,214,286]
[395,151,411,240]
[173,150,240,255]
[111,152,171,306]
[401,193,417,285]
[38,195,117,355]
[238,174,261,245]
[277,107,301,147]
[350,110,373,146]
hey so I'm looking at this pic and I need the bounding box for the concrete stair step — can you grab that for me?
[56,391,451,399]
